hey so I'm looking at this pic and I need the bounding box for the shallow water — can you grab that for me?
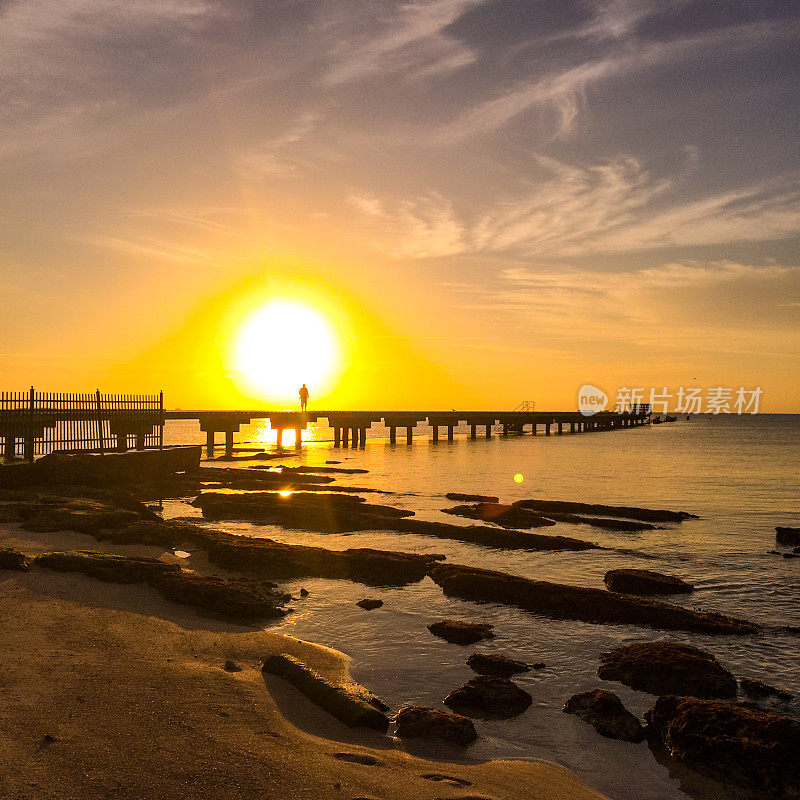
[163,415,800,800]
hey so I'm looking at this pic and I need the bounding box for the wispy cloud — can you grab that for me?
[323,0,481,85]
[348,155,800,259]
[349,191,467,257]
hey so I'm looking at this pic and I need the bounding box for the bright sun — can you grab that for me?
[231,299,340,404]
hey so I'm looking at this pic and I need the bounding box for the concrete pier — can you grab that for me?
[164,408,651,456]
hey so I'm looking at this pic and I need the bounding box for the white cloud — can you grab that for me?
[323,0,481,85]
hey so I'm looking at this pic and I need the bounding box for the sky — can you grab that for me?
[1,0,799,410]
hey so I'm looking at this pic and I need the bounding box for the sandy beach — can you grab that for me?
[0,520,607,800]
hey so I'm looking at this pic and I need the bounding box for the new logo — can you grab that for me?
[578,384,608,416]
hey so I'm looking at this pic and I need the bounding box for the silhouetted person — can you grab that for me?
[299,384,309,412]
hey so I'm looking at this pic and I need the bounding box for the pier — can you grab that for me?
[167,408,650,457]
[1,388,650,460]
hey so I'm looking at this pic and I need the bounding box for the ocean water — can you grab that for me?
[163,415,800,800]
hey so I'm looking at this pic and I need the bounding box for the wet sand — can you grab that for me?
[0,522,607,800]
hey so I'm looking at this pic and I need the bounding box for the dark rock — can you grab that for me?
[645,695,800,798]
[538,511,656,532]
[598,641,737,698]
[444,675,532,719]
[513,499,697,523]
[563,689,645,742]
[783,552,799,559]
[466,653,529,678]
[332,752,382,765]
[368,696,390,712]
[34,550,287,619]
[428,563,757,635]
[279,465,370,475]
[22,502,140,534]
[776,526,800,546]
[198,466,335,487]
[428,619,494,646]
[299,588,309,597]
[420,774,472,788]
[204,531,437,587]
[532,662,546,670]
[223,660,242,672]
[98,520,201,548]
[262,654,389,731]
[193,490,411,533]
[393,517,597,551]
[0,447,201,489]
[740,678,793,702]
[34,550,178,584]
[604,569,694,595]
[443,502,557,529]
[356,598,383,610]
[154,571,287,620]
[196,491,595,551]
[394,705,477,746]
[445,493,500,503]
[0,547,29,571]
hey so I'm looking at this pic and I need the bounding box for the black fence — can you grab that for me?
[0,388,164,461]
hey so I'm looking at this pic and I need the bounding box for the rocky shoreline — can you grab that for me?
[1,453,797,799]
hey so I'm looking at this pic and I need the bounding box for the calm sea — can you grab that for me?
[163,414,799,800]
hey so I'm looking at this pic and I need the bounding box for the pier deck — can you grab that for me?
[165,408,650,455]
[2,387,649,460]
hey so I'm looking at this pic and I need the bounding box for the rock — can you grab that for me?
[203,531,438,587]
[393,517,597,551]
[532,662,546,670]
[740,678,793,702]
[538,512,655,532]
[466,653,530,678]
[783,552,800,559]
[34,550,287,619]
[356,598,383,610]
[776,526,800,546]
[34,550,178,584]
[196,491,596,552]
[22,502,140,534]
[513,499,697,523]
[299,588,309,597]
[262,654,389,731]
[154,571,287,620]
[332,752,382,765]
[223,660,242,672]
[597,641,737,698]
[420,774,472,788]
[394,705,477,746]
[428,563,757,635]
[98,520,202,548]
[645,695,800,798]
[193,490,412,533]
[604,569,694,595]
[428,620,494,646]
[563,689,645,742]
[443,502,557,529]
[445,493,500,503]
[0,547,29,571]
[444,676,532,719]
[198,466,335,487]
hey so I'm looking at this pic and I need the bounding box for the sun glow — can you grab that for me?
[231,299,340,404]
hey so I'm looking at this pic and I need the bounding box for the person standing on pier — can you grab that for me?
[299,383,309,412]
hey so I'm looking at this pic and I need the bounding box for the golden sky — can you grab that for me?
[1,1,799,410]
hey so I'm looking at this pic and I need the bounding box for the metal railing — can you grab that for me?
[0,388,164,461]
